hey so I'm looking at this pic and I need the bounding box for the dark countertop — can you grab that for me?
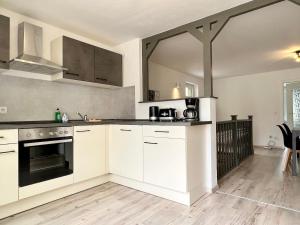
[0,119,212,130]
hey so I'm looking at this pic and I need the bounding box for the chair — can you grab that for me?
[282,123,300,159]
[277,125,300,171]
[282,123,292,137]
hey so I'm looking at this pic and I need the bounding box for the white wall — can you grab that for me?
[149,61,204,100]
[214,67,300,147]
[116,39,142,112]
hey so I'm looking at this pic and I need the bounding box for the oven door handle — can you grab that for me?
[24,139,73,147]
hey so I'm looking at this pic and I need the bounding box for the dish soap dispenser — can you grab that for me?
[62,113,69,123]
[55,108,62,122]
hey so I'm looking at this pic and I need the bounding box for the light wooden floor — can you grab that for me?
[1,148,300,225]
[218,148,300,212]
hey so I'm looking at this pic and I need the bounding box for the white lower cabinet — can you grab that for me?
[74,125,106,183]
[143,137,187,192]
[109,125,143,181]
[0,142,18,206]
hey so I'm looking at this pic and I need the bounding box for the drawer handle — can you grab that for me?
[154,131,169,133]
[65,72,80,77]
[144,142,158,145]
[0,136,4,139]
[76,130,91,133]
[120,129,132,132]
[0,60,7,63]
[0,150,16,154]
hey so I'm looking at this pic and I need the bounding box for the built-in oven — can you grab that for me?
[18,127,73,187]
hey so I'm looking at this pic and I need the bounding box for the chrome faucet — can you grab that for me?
[77,112,88,121]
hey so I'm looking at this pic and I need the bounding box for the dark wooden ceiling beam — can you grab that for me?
[289,0,300,5]
[145,41,159,59]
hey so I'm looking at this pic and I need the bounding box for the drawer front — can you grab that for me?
[0,129,18,145]
[0,144,18,153]
[143,126,185,139]
[74,125,98,133]
[110,125,141,133]
[19,174,74,199]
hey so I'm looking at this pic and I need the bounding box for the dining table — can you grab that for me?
[292,127,300,176]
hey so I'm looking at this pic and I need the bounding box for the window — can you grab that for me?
[185,82,198,97]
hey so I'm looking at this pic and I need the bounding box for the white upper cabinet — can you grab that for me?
[74,125,106,183]
[109,125,143,181]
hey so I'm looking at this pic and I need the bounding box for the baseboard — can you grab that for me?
[109,174,191,205]
[211,184,219,193]
[189,185,208,204]
[254,145,284,150]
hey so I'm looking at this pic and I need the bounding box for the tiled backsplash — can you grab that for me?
[0,75,135,121]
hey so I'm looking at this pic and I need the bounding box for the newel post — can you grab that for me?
[231,115,238,121]
[231,115,238,165]
[248,115,254,154]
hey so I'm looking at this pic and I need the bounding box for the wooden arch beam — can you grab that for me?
[209,17,230,42]
[187,27,204,43]
[289,0,300,5]
[142,0,298,101]
[145,41,159,59]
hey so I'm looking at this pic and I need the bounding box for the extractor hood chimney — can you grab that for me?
[9,22,66,75]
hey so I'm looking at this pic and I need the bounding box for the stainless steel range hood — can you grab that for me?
[9,22,67,75]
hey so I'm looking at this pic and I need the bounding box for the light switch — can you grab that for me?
[0,106,8,114]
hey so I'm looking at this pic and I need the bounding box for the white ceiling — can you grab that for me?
[150,1,300,79]
[0,0,251,45]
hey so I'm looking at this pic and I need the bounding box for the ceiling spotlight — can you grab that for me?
[296,50,300,62]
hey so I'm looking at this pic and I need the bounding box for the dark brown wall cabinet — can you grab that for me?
[61,36,122,87]
[94,47,122,86]
[0,15,10,69]
[63,36,94,82]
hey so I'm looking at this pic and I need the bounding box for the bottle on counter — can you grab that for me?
[62,113,69,123]
[55,108,62,123]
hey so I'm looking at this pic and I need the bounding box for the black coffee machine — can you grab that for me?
[183,98,199,121]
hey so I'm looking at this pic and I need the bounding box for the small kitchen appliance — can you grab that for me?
[159,108,177,121]
[149,106,159,121]
[183,98,199,121]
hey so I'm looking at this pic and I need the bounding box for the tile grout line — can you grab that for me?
[216,190,300,214]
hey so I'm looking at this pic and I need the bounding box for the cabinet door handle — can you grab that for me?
[76,130,91,133]
[0,136,4,139]
[0,150,16,155]
[144,142,158,145]
[0,60,7,63]
[154,131,169,133]
[120,129,132,132]
[65,72,80,77]
[96,77,108,82]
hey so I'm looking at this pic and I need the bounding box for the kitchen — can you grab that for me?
[0,3,216,222]
[1,0,299,224]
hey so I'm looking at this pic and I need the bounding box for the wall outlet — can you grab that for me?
[0,106,8,114]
